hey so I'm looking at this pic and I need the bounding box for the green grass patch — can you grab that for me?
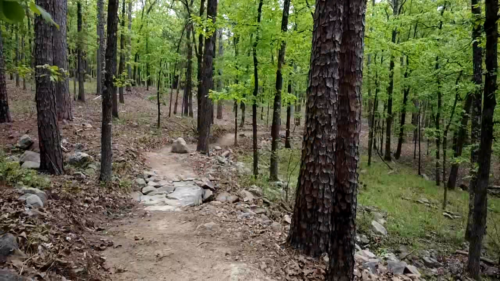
[0,153,50,189]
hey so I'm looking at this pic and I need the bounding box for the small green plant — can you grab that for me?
[0,154,50,189]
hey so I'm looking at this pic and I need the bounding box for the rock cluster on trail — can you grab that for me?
[17,135,33,150]
[68,152,93,167]
[171,138,189,153]
[355,248,421,278]
[16,186,47,208]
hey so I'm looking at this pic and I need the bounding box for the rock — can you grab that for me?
[74,143,85,151]
[21,161,40,170]
[371,220,387,236]
[252,208,267,215]
[404,265,421,277]
[73,172,86,180]
[214,146,222,151]
[216,156,227,165]
[0,269,32,281]
[143,170,157,178]
[387,261,407,275]
[200,178,215,191]
[0,233,18,262]
[17,135,33,150]
[270,222,282,232]
[171,138,189,153]
[16,187,47,205]
[82,123,93,129]
[135,178,147,187]
[25,194,43,208]
[221,150,231,158]
[203,189,214,202]
[357,234,370,245]
[363,260,379,274]
[19,151,40,164]
[284,214,291,224]
[239,190,255,202]
[216,192,229,202]
[422,256,440,268]
[166,185,204,206]
[6,156,19,162]
[248,185,263,197]
[142,186,156,195]
[384,252,399,262]
[68,152,93,167]
[227,195,239,203]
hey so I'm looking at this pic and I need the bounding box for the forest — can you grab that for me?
[0,0,499,279]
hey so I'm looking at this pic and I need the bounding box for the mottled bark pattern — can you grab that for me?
[196,0,217,153]
[467,0,497,276]
[53,0,72,120]
[0,30,11,123]
[35,0,64,175]
[100,0,119,182]
[216,29,224,120]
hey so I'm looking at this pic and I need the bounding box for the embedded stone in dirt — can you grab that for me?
[0,269,32,281]
[171,138,189,153]
[0,233,18,263]
[68,152,93,167]
[16,186,47,205]
[17,135,33,150]
[166,184,204,207]
[371,220,387,236]
[19,151,40,164]
[21,161,40,170]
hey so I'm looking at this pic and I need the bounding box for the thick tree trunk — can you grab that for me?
[395,56,410,159]
[384,0,398,161]
[0,30,11,123]
[368,56,380,166]
[467,0,497,275]
[118,0,126,103]
[53,0,72,120]
[240,102,245,128]
[96,0,105,95]
[270,0,291,181]
[100,0,119,183]
[35,0,64,175]
[126,1,132,92]
[196,0,217,153]
[77,1,85,102]
[216,29,224,120]
[184,24,193,117]
[285,80,292,149]
[196,0,206,131]
[252,0,263,177]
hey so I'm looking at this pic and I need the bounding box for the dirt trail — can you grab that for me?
[103,136,273,281]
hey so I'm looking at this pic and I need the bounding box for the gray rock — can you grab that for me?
[171,138,189,153]
[357,234,370,245]
[200,178,215,191]
[371,220,387,236]
[203,189,214,202]
[404,265,421,277]
[387,261,407,275]
[270,222,282,232]
[0,269,32,281]
[74,143,85,151]
[16,187,47,204]
[17,135,33,150]
[73,172,86,180]
[227,194,239,203]
[214,146,222,151]
[142,186,156,195]
[216,156,227,164]
[284,215,291,224]
[21,161,39,170]
[221,150,231,158]
[248,185,263,197]
[68,152,93,167]
[357,249,377,259]
[19,151,40,164]
[143,170,157,178]
[252,208,267,215]
[6,156,19,162]
[166,185,204,206]
[384,252,399,262]
[0,233,18,262]
[135,178,147,186]
[239,190,255,202]
[363,260,379,274]
[422,256,440,268]
[25,194,43,208]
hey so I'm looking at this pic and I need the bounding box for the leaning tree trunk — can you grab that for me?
[96,0,105,95]
[0,30,11,123]
[100,0,119,183]
[118,0,126,104]
[35,0,64,175]
[270,0,291,181]
[467,0,497,276]
[196,0,217,153]
[77,1,85,102]
[54,0,72,120]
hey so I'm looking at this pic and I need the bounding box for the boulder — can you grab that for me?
[357,249,377,259]
[239,190,255,202]
[200,178,215,191]
[16,187,47,205]
[248,185,263,197]
[404,265,421,277]
[203,189,214,202]
[362,260,379,274]
[135,178,147,186]
[387,261,407,275]
[371,220,387,236]
[17,135,33,150]
[214,146,222,151]
[25,194,43,208]
[0,233,18,262]
[221,151,231,158]
[166,185,204,206]
[142,186,156,195]
[19,151,40,164]
[21,161,40,170]
[171,138,189,154]
[68,152,93,167]
[0,269,32,281]
[215,192,230,202]
[422,256,440,268]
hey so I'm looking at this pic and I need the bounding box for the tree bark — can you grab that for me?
[126,1,132,92]
[270,0,291,181]
[467,0,497,275]
[53,0,72,120]
[196,0,217,153]
[216,28,223,120]
[384,0,398,161]
[395,56,410,159]
[35,0,64,175]
[184,23,193,117]
[448,94,472,189]
[285,80,292,149]
[100,0,119,183]
[118,0,126,103]
[0,30,11,123]
[251,0,263,177]
[96,0,105,95]
[196,0,206,131]
[77,1,85,102]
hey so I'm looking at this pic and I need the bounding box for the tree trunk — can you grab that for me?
[53,0,72,120]
[96,0,105,95]
[384,0,398,161]
[448,94,472,189]
[184,24,193,117]
[270,0,290,181]
[157,65,162,129]
[196,0,217,153]
[240,102,245,128]
[118,0,126,103]
[0,30,11,123]
[368,55,380,166]
[252,0,263,177]
[146,36,150,90]
[216,28,224,120]
[467,0,497,275]
[466,0,484,242]
[285,80,292,149]
[196,0,206,131]
[395,56,410,159]
[35,0,64,175]
[15,27,19,87]
[77,1,85,102]
[100,0,119,183]
[435,58,441,186]
[126,1,132,92]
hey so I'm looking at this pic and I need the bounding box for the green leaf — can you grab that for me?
[0,0,25,23]
[29,1,59,29]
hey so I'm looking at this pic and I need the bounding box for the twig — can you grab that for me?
[375,148,394,170]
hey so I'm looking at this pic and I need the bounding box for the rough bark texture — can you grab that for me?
[35,0,64,175]
[270,0,290,181]
[100,0,119,183]
[96,0,105,95]
[196,0,206,131]
[53,0,72,120]
[126,1,132,92]
[77,1,85,102]
[384,0,398,161]
[196,0,217,153]
[216,29,223,120]
[0,30,11,123]
[466,0,483,241]
[118,0,126,103]
[184,24,193,117]
[467,0,497,276]
[252,0,263,177]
